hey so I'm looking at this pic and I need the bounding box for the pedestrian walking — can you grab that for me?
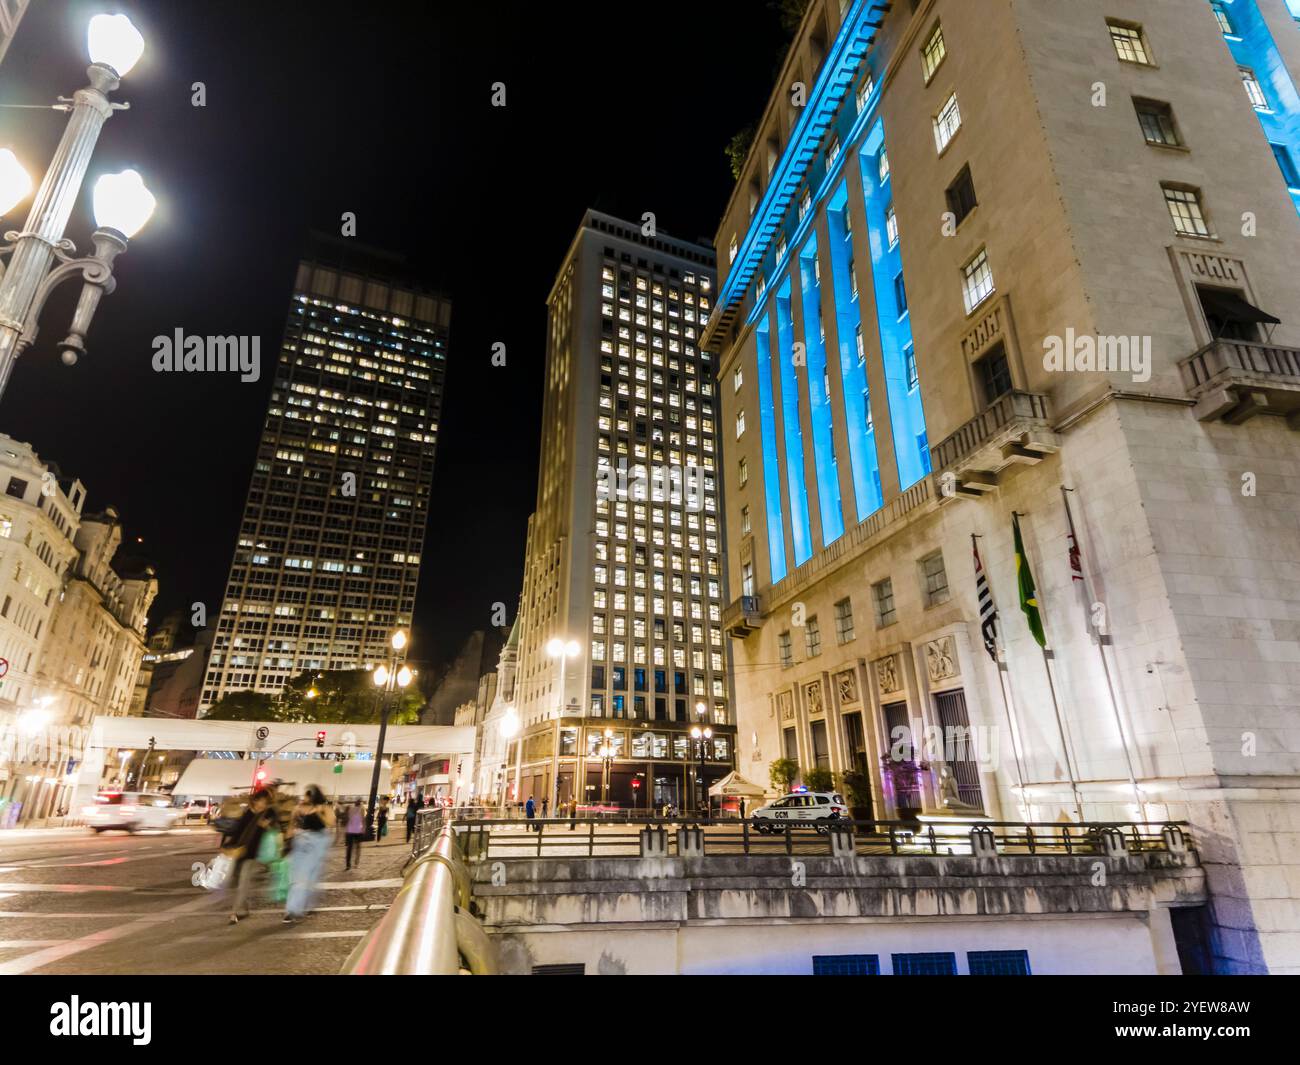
[344,800,365,869]
[404,793,421,842]
[541,796,549,819]
[226,789,276,925]
[740,797,747,820]
[377,797,390,840]
[525,794,536,832]
[284,785,334,923]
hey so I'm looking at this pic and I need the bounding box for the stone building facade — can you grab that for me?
[707,0,1300,973]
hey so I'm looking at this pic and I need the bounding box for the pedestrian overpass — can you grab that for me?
[74,717,474,808]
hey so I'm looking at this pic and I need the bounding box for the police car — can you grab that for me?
[750,791,849,833]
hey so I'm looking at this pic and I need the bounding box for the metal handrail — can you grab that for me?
[413,814,1192,861]
[344,823,497,975]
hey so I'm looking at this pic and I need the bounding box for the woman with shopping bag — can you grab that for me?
[283,785,334,923]
[225,789,277,925]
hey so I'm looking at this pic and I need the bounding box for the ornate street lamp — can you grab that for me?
[364,630,412,841]
[0,14,155,398]
[690,724,713,819]
[598,727,616,805]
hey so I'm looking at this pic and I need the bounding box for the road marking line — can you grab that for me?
[0,892,215,975]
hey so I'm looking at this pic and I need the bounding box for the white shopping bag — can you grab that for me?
[201,852,235,890]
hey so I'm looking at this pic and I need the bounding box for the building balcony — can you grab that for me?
[1178,338,1300,426]
[722,594,762,639]
[930,390,1060,498]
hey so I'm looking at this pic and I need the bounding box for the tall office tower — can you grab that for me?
[708,0,1300,973]
[509,211,733,814]
[200,239,450,711]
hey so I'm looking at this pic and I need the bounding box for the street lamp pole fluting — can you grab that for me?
[0,15,154,400]
[364,630,411,842]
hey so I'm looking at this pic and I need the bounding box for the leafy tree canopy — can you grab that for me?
[203,669,424,725]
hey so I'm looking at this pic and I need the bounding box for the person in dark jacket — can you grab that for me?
[404,794,422,842]
[525,795,536,832]
[227,789,275,924]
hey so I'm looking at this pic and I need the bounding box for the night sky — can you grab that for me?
[0,1,789,671]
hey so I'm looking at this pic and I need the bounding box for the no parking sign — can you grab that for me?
[0,658,9,679]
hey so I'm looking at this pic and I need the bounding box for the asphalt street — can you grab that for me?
[0,825,410,975]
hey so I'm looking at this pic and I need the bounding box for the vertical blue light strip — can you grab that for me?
[826,181,883,521]
[754,318,788,584]
[797,234,845,546]
[775,279,813,566]
[860,119,931,491]
[1218,0,1300,214]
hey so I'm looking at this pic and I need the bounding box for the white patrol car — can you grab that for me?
[750,791,849,832]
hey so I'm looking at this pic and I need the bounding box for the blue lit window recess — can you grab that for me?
[754,317,789,584]
[797,233,845,547]
[860,119,932,491]
[1215,0,1300,215]
[775,278,813,566]
[825,181,883,520]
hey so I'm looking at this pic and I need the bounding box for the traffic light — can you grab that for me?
[315,730,326,749]
[254,766,268,785]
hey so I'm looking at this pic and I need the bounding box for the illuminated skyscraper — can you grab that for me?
[508,211,734,812]
[200,239,450,711]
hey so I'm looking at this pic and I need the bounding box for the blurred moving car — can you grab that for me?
[84,791,182,833]
[750,791,849,833]
[177,797,213,822]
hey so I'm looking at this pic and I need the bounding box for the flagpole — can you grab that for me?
[972,534,1030,814]
[1061,486,1148,822]
[1012,511,1085,821]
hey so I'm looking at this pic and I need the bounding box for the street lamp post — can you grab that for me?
[365,630,412,841]
[690,724,713,820]
[598,727,615,805]
[0,14,155,399]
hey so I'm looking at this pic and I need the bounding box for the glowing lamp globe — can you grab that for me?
[93,169,155,238]
[373,664,390,687]
[0,149,31,217]
[396,666,413,689]
[87,14,145,76]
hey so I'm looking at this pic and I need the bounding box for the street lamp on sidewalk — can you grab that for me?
[0,13,155,399]
[690,724,713,819]
[364,630,412,841]
[597,727,615,805]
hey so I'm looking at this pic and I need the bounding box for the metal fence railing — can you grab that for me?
[410,812,1192,862]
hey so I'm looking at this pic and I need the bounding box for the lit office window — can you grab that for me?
[921,24,946,83]
[885,204,899,248]
[735,410,746,438]
[1162,185,1211,236]
[1240,67,1269,110]
[1107,21,1152,65]
[961,248,995,312]
[877,147,890,183]
[933,93,961,153]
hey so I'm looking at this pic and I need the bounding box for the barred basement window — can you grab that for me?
[893,952,957,976]
[920,550,950,607]
[1107,20,1152,65]
[968,950,1031,975]
[814,954,879,975]
[872,578,896,628]
[834,597,855,643]
[1162,184,1211,237]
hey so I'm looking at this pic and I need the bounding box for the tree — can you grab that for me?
[725,124,757,180]
[769,757,799,793]
[770,0,812,34]
[203,670,424,726]
[803,766,834,793]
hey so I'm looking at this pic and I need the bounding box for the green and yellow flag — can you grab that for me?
[1013,513,1046,648]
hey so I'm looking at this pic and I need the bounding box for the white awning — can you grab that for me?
[172,758,386,798]
[708,771,767,798]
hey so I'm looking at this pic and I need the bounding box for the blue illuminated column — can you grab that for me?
[825,181,883,520]
[858,120,931,491]
[797,234,845,546]
[774,279,813,566]
[754,317,789,584]
[1215,0,1300,214]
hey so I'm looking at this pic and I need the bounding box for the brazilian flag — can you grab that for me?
[1013,514,1046,648]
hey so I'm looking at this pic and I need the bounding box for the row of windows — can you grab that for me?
[812,950,1030,976]
[776,550,948,668]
